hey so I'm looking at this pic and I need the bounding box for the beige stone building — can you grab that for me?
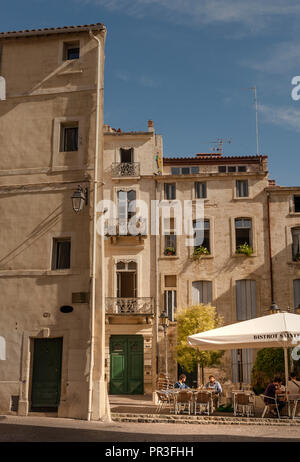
[0,23,109,420]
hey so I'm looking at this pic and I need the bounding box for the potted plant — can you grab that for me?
[236,243,253,256]
[165,246,176,256]
[191,245,210,261]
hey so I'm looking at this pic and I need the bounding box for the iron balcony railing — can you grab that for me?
[105,218,147,236]
[111,162,140,177]
[105,297,154,315]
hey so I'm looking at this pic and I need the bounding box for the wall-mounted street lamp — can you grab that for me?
[71,185,88,213]
[269,302,300,315]
[160,310,169,377]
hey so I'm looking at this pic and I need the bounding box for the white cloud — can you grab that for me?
[260,104,300,132]
[243,41,300,74]
[115,69,158,88]
[79,0,300,28]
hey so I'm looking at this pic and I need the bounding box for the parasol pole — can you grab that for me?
[284,347,289,391]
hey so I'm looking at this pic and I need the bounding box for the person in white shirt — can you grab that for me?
[287,372,300,395]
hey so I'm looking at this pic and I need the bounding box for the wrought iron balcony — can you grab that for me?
[106,297,154,315]
[105,218,147,236]
[111,162,140,177]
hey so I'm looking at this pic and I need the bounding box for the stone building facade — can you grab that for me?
[0,23,108,420]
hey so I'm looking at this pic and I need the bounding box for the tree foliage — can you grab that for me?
[251,348,285,395]
[176,304,224,373]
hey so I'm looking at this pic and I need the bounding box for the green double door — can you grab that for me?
[31,338,63,410]
[110,335,144,395]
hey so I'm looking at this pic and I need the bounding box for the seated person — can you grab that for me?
[174,374,189,389]
[287,372,300,395]
[205,375,222,409]
[205,375,222,394]
[264,377,286,416]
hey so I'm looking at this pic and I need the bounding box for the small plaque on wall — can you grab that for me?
[72,292,90,304]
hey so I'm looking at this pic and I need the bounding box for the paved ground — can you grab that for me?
[1,415,300,442]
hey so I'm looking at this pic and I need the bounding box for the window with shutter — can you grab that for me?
[236,180,249,198]
[294,280,300,312]
[235,218,252,248]
[164,290,177,321]
[192,281,212,305]
[292,228,300,260]
[52,238,71,270]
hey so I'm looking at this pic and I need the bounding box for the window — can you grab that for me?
[52,238,71,270]
[236,280,257,321]
[120,148,133,163]
[228,166,237,173]
[235,218,252,248]
[63,41,80,60]
[294,196,300,213]
[60,123,78,152]
[164,183,176,200]
[192,281,212,305]
[164,218,176,255]
[231,349,253,384]
[292,228,300,260]
[236,180,249,198]
[218,165,248,173]
[170,167,199,175]
[195,182,207,199]
[164,290,177,321]
[116,261,137,298]
[218,166,226,173]
[238,166,247,172]
[193,219,210,252]
[294,280,300,312]
[117,190,136,232]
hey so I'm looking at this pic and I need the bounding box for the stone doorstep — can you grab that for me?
[112,413,300,426]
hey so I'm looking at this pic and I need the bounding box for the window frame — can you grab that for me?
[164,183,176,200]
[52,238,71,270]
[63,41,80,61]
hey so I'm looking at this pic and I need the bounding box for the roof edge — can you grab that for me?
[0,23,106,40]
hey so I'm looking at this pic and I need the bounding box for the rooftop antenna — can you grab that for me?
[209,138,232,154]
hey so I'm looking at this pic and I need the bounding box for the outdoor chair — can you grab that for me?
[194,391,212,415]
[233,393,254,417]
[174,390,193,415]
[156,390,172,413]
[260,394,280,418]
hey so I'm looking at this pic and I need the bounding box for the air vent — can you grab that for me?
[72,292,89,304]
[11,395,19,412]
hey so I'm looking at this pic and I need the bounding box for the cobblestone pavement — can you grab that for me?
[0,415,300,442]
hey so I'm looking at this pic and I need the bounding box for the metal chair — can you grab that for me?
[156,390,171,413]
[194,391,212,415]
[174,390,193,415]
[233,393,254,417]
[260,394,280,418]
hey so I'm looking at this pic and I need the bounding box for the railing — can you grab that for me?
[106,297,154,315]
[105,218,147,236]
[111,162,140,177]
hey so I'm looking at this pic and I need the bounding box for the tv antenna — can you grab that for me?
[209,138,232,154]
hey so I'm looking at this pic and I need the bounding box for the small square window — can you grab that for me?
[238,166,247,172]
[165,275,177,287]
[52,238,71,270]
[191,166,200,174]
[228,166,237,172]
[218,166,226,173]
[60,123,79,152]
[171,167,180,175]
[63,41,80,61]
[195,182,207,199]
[181,167,190,175]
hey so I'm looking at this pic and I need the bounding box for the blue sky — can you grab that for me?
[1,0,300,185]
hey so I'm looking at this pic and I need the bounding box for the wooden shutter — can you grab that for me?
[236,280,257,321]
[192,281,212,305]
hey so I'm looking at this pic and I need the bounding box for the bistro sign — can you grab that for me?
[253,332,300,341]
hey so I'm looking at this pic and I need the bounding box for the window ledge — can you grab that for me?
[58,69,83,76]
[289,212,300,217]
[0,269,79,277]
[288,261,300,266]
[232,253,257,258]
[191,255,214,260]
[232,197,251,201]
[159,256,179,260]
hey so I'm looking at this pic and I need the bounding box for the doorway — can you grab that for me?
[31,338,63,411]
[110,335,144,394]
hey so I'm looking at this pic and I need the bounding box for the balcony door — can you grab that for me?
[110,335,144,395]
[116,261,137,298]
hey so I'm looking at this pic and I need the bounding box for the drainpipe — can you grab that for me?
[87,30,105,422]
[155,180,159,377]
[267,192,274,304]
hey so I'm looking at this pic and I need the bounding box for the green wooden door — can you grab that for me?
[31,338,63,410]
[110,335,144,395]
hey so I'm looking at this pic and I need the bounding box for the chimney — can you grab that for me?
[148,120,154,132]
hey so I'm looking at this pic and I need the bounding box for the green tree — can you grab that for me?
[251,348,286,395]
[176,304,224,383]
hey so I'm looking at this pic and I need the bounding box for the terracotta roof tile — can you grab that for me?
[0,23,105,39]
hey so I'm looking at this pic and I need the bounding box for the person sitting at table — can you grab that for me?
[174,374,189,389]
[264,377,286,416]
[205,375,222,410]
[287,372,300,395]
